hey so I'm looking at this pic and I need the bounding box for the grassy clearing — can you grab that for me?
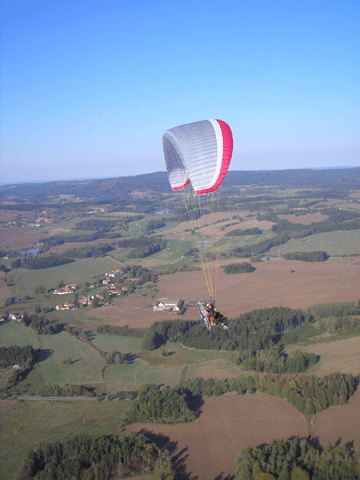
[0,399,132,480]
[39,332,105,385]
[15,257,122,295]
[269,230,360,257]
[104,358,185,393]
[92,333,141,353]
[0,323,40,348]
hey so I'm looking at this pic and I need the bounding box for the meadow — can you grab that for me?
[38,332,105,386]
[0,399,132,480]
[0,323,40,349]
[269,229,360,257]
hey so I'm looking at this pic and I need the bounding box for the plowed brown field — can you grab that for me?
[0,227,49,251]
[312,388,360,450]
[84,257,360,328]
[128,393,309,480]
[155,257,360,320]
[128,389,360,480]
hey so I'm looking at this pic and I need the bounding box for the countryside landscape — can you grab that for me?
[1,168,360,479]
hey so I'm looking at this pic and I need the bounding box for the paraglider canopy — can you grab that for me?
[163,119,233,194]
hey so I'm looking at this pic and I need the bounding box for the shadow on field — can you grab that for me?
[138,429,193,479]
[37,349,53,362]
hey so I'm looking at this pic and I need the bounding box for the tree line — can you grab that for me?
[282,250,329,262]
[179,371,358,415]
[118,236,167,258]
[36,383,95,397]
[17,432,174,480]
[235,436,360,480]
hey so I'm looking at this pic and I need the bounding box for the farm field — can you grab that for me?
[287,336,360,376]
[128,392,310,480]
[0,322,40,348]
[0,227,49,252]
[269,229,360,256]
[15,256,123,295]
[0,399,132,480]
[38,332,105,386]
[154,257,360,321]
[312,388,360,454]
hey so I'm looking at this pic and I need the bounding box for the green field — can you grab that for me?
[0,399,132,480]
[39,332,105,385]
[104,358,185,393]
[269,230,360,257]
[92,333,141,353]
[103,340,236,393]
[15,256,123,295]
[0,322,40,348]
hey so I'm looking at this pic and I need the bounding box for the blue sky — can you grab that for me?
[1,0,359,184]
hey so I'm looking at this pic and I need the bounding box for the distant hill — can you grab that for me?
[1,168,359,204]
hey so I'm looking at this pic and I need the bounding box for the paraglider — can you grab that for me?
[163,119,233,329]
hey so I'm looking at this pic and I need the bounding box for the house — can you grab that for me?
[153,299,184,312]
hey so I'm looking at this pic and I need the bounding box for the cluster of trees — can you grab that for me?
[282,250,329,262]
[104,350,128,365]
[13,255,74,270]
[223,262,256,274]
[238,346,318,374]
[179,371,357,414]
[225,227,262,236]
[146,219,166,232]
[36,383,95,397]
[140,319,197,351]
[64,243,114,258]
[17,432,174,480]
[64,325,91,341]
[75,219,119,232]
[125,384,197,425]
[22,314,63,335]
[307,301,360,318]
[118,236,167,258]
[235,436,360,480]
[0,345,36,369]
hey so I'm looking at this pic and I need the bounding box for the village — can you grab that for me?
[1,267,185,323]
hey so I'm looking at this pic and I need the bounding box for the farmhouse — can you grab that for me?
[153,299,184,312]
[53,284,78,295]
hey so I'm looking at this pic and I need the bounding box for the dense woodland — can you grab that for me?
[124,384,197,424]
[0,345,36,369]
[16,432,174,480]
[235,436,360,480]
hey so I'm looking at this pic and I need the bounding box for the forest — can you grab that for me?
[16,432,174,480]
[235,436,360,480]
